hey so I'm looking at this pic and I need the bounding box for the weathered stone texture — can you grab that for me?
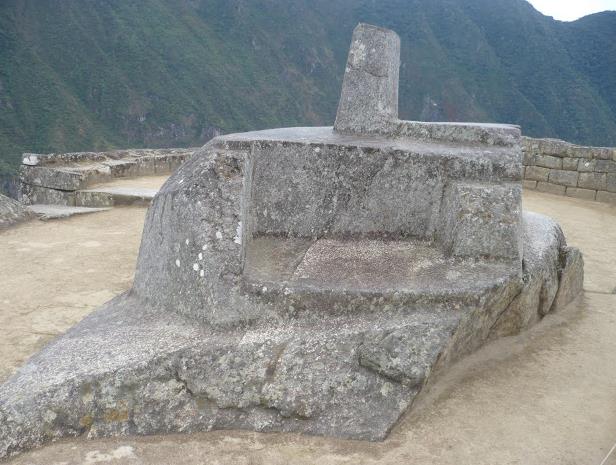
[552,247,584,311]
[594,160,616,173]
[596,191,616,204]
[334,23,400,135]
[0,194,33,230]
[578,159,596,172]
[565,187,596,201]
[548,169,578,187]
[440,182,522,261]
[562,157,578,170]
[607,173,616,193]
[537,182,566,195]
[578,172,607,191]
[536,154,562,169]
[526,166,550,182]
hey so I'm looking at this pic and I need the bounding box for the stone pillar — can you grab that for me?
[334,23,400,135]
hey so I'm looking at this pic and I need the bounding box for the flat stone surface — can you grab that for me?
[245,237,518,301]
[78,187,158,198]
[28,205,111,220]
[219,127,521,172]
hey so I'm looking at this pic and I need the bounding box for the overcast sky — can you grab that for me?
[527,0,616,21]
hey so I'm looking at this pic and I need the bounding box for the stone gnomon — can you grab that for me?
[0,24,583,458]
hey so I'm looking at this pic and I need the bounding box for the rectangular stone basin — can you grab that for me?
[243,236,519,309]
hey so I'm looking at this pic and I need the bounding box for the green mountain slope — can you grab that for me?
[1,0,615,178]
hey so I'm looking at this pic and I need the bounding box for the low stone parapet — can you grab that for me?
[522,137,616,203]
[19,148,195,206]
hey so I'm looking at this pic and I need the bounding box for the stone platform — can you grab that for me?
[19,148,194,207]
[0,23,584,459]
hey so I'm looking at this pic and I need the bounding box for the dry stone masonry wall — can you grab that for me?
[19,148,195,206]
[523,137,616,203]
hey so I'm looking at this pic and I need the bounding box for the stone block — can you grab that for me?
[578,172,607,191]
[594,148,612,160]
[523,150,534,165]
[539,138,571,157]
[565,187,596,201]
[597,191,616,204]
[594,160,616,173]
[537,182,566,195]
[19,184,75,206]
[570,147,593,159]
[523,180,537,190]
[562,157,578,170]
[20,166,86,191]
[548,169,578,187]
[440,182,522,261]
[607,173,616,193]
[74,191,114,208]
[535,154,562,169]
[334,23,400,135]
[526,166,550,182]
[551,247,584,311]
[578,159,596,172]
[0,194,34,230]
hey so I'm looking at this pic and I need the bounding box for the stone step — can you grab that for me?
[75,187,158,207]
[28,204,110,220]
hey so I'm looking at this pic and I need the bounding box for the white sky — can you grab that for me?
[527,0,616,21]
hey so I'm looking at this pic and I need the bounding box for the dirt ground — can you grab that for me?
[1,190,616,465]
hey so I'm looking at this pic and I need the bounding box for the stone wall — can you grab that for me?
[19,148,195,205]
[523,137,616,203]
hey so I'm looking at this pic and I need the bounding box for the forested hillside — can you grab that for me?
[1,0,615,177]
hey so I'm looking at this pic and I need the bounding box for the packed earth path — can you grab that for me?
[1,186,615,465]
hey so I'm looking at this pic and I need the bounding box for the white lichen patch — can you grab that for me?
[185,239,190,245]
[216,231,223,240]
[200,269,205,278]
[84,445,136,464]
[202,244,208,250]
[175,259,181,268]
[380,382,393,397]
[198,253,203,260]
[193,263,199,271]
[234,222,242,245]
